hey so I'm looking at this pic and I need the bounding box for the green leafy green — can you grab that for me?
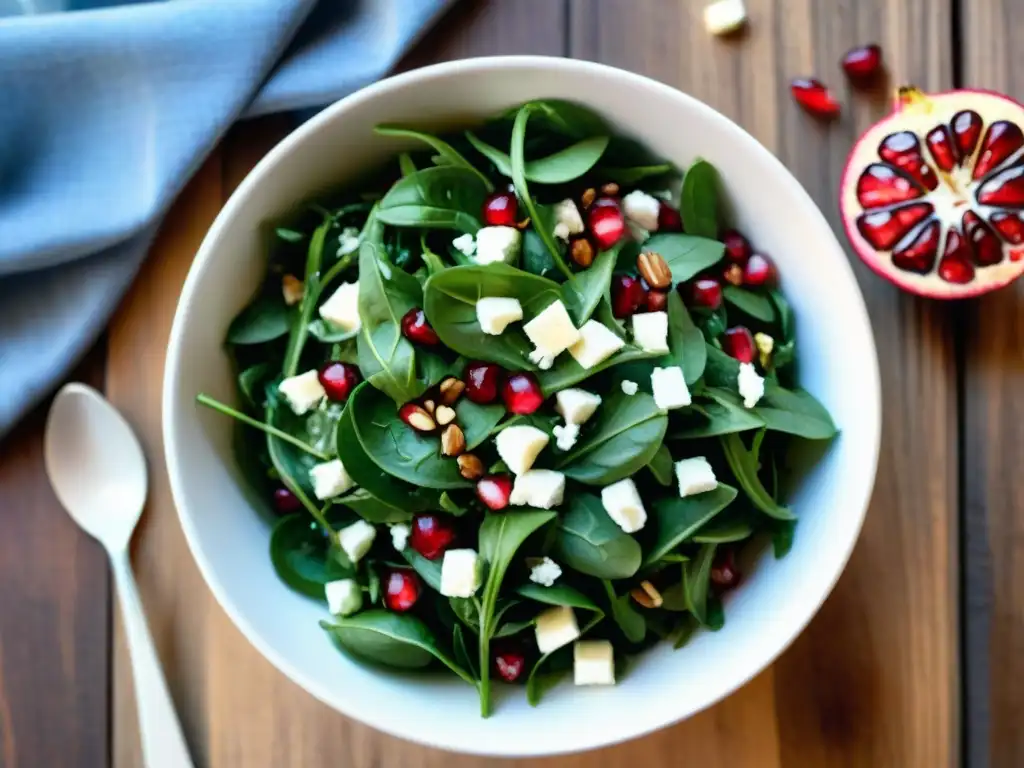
[270,514,351,599]
[553,494,642,579]
[723,285,775,323]
[227,292,291,345]
[647,443,674,486]
[684,544,717,626]
[641,233,724,283]
[539,344,659,396]
[754,383,838,440]
[377,166,489,233]
[662,290,706,385]
[374,125,493,191]
[562,241,620,326]
[669,388,765,439]
[720,433,794,520]
[642,484,738,565]
[603,580,645,643]
[465,132,610,184]
[680,159,720,239]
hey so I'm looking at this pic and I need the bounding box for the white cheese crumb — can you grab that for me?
[675,456,719,497]
[338,520,376,564]
[621,380,639,396]
[569,320,626,370]
[535,605,580,654]
[524,300,581,358]
[651,366,692,410]
[309,459,356,500]
[390,523,410,551]
[337,226,361,256]
[278,370,326,415]
[622,190,662,232]
[600,478,647,533]
[553,198,585,241]
[452,233,477,257]
[495,425,550,475]
[476,296,524,335]
[738,362,765,408]
[440,549,482,598]
[529,557,563,587]
[510,469,566,509]
[574,640,616,686]
[318,281,361,332]
[552,423,580,452]
[474,226,521,265]
[325,579,362,616]
[704,0,748,36]
[631,311,669,354]
[528,348,555,370]
[554,388,602,425]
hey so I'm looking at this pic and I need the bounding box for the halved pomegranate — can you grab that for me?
[840,87,1024,298]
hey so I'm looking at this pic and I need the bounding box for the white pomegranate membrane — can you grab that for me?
[840,88,1024,298]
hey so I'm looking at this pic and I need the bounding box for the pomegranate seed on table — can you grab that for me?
[588,197,627,250]
[272,487,302,514]
[401,308,440,346]
[721,229,752,265]
[710,548,741,591]
[790,78,841,119]
[482,191,519,227]
[657,202,683,232]
[722,326,756,364]
[841,44,883,81]
[611,274,648,318]
[477,474,513,510]
[464,361,503,404]
[743,253,776,286]
[384,569,422,612]
[688,277,723,311]
[409,514,457,560]
[493,644,527,683]
[502,372,544,415]
[318,361,361,402]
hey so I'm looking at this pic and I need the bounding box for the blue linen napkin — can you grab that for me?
[0,0,451,437]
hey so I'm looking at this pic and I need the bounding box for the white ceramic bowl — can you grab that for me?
[163,56,880,757]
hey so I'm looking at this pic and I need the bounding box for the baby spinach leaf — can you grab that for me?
[452,624,478,680]
[465,132,610,184]
[702,343,741,389]
[308,318,358,344]
[401,549,442,591]
[521,222,558,278]
[456,398,506,450]
[374,125,493,191]
[516,582,601,613]
[439,491,469,516]
[720,433,794,520]
[669,388,765,439]
[770,290,795,342]
[662,290,706,385]
[680,159,720,240]
[282,218,333,376]
[275,227,305,243]
[603,580,645,643]
[557,391,668,485]
[684,544,717,626]
[423,264,562,369]
[538,344,658,396]
[227,292,292,345]
[641,233,725,283]
[647,443,674,486]
[398,152,417,177]
[339,488,412,524]
[723,285,775,323]
[450,596,481,630]
[377,166,488,234]
[642,484,738,566]
[597,163,676,184]
[553,494,642,579]
[692,506,756,543]
[526,99,608,139]
[754,383,838,440]
[671,614,700,649]
[265,402,322,502]
[464,132,514,176]
[772,519,797,558]
[562,241,620,326]
[270,514,352,599]
[238,362,274,409]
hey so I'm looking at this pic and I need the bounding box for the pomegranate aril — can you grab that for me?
[502,372,544,415]
[401,308,440,346]
[891,219,940,274]
[493,645,526,683]
[743,253,776,287]
[722,326,756,364]
[925,125,958,172]
[856,202,934,250]
[688,277,723,311]
[588,198,626,250]
[464,361,503,404]
[658,202,683,232]
[721,229,752,265]
[841,44,883,81]
[937,227,975,284]
[482,191,519,227]
[476,474,513,511]
[410,514,457,560]
[878,132,938,191]
[272,487,302,514]
[318,361,361,402]
[611,274,648,318]
[972,121,1024,180]
[856,164,924,209]
[990,212,1024,244]
[710,548,741,590]
[645,289,668,312]
[976,163,1024,209]
[384,570,422,612]
[963,211,1004,266]
[790,78,841,119]
[952,110,983,162]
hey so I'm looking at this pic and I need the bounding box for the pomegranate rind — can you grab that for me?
[840,88,1024,299]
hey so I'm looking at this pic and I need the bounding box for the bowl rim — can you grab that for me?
[163,54,881,756]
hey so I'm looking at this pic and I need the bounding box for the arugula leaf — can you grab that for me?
[553,494,642,579]
[662,290,706,385]
[642,484,738,565]
[680,159,720,239]
[377,166,489,234]
[720,433,794,520]
[270,514,352,599]
[723,285,775,323]
[641,233,725,283]
[374,125,493,191]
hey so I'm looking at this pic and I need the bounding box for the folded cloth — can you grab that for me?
[0,0,450,437]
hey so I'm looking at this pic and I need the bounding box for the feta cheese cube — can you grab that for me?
[278,370,326,415]
[553,198,585,241]
[318,281,361,332]
[337,226,361,256]
[552,423,580,452]
[523,300,581,358]
[474,226,521,265]
[601,478,647,533]
[574,640,616,686]
[390,522,410,551]
[495,425,550,475]
[309,459,356,500]
[440,548,482,598]
[621,380,639,396]
[535,605,580,654]
[622,190,662,232]
[338,520,376,564]
[325,578,362,616]
[704,0,748,36]
[569,320,626,370]
[528,348,555,370]
[675,456,718,497]
[631,311,669,354]
[452,232,477,257]
[755,332,774,367]
[651,366,692,410]
[555,388,602,425]
[529,557,563,587]
[510,469,566,509]
[476,296,523,335]
[738,362,765,408]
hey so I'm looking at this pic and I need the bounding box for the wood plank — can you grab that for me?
[570,0,958,766]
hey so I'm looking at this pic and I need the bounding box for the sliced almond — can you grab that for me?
[435,404,457,426]
[422,399,436,415]
[441,424,466,457]
[398,403,436,432]
[457,453,484,480]
[630,580,663,609]
[439,377,466,406]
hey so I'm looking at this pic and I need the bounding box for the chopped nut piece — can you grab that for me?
[571,237,595,268]
[439,377,466,405]
[422,399,436,415]
[457,453,485,480]
[723,263,745,286]
[630,580,663,609]
[581,188,597,209]
[637,250,672,289]
[282,274,304,306]
[435,404,457,426]
[441,424,466,457]
[601,182,621,196]
[398,403,436,432]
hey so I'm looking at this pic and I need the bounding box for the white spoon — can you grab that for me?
[45,383,193,768]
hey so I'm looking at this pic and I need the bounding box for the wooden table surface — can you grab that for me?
[3,0,1022,765]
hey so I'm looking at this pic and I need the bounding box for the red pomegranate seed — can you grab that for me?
[464,361,503,404]
[952,110,983,161]
[476,474,513,511]
[722,229,752,265]
[743,253,776,286]
[938,255,975,285]
[790,78,840,119]
[657,202,683,232]
[973,121,1024,180]
[645,289,668,312]
[688,277,723,310]
[482,191,519,227]
[611,274,648,318]
[926,126,958,172]
[318,361,361,402]
[990,212,1024,245]
[879,132,938,191]
[493,645,527,683]
[963,211,1004,266]
[856,202,934,250]
[502,372,544,415]
[272,487,302,514]
[409,514,457,560]
[976,164,1024,208]
[891,219,941,274]
[841,44,883,81]
[401,308,439,346]
[588,198,627,250]
[710,548,741,591]
[856,164,925,209]
[384,570,422,612]
[722,326,756,364]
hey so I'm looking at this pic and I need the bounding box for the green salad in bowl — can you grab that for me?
[197,99,837,717]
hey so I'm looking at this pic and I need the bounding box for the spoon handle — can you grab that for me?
[110,550,194,768]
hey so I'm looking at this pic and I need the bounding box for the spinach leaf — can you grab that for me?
[772,519,797,558]
[702,343,741,389]
[680,159,720,240]
[539,344,658,396]
[464,132,513,176]
[521,221,558,278]
[265,402,323,509]
[374,125,493,191]
[720,433,794,520]
[377,166,488,234]
[692,508,756,543]
[647,443,674,486]
[402,549,442,591]
[642,484,738,566]
[603,580,645,643]
[339,488,412,524]
[452,624,478,680]
[423,264,562,369]
[662,290,706,385]
[684,544,717,626]
[227,292,291,345]
[597,163,676,184]
[526,99,608,139]
[671,614,700,649]
[308,318,358,344]
[669,388,765,439]
[439,491,469,516]
[516,582,601,612]
[770,289,795,342]
[641,233,725,283]
[456,398,506,450]
[553,494,642,579]
[398,152,417,177]
[562,241,620,326]
[557,391,668,485]
[723,285,775,323]
[275,227,305,243]
[270,514,351,599]
[238,362,274,409]
[754,383,838,440]
[465,132,610,184]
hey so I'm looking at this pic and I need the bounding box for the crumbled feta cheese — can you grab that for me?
[337,226,361,257]
[621,380,639,396]
[651,366,692,410]
[631,311,669,354]
[523,300,581,358]
[278,370,326,415]
[675,456,718,497]
[510,469,566,509]
[601,478,647,533]
[318,281,361,332]
[755,332,775,368]
[704,0,748,36]
[476,296,523,335]
[555,388,602,425]
[574,640,616,686]
[390,523,410,551]
[569,320,626,370]
[528,349,555,370]
[738,362,765,408]
[338,520,376,564]
[440,549,482,598]
[529,557,563,587]
[552,423,580,452]
[452,232,477,257]
[309,459,356,500]
[495,425,550,475]
[622,190,662,232]
[282,274,304,306]
[535,605,580,654]
[474,226,521,265]
[325,579,363,616]
[553,198,585,241]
